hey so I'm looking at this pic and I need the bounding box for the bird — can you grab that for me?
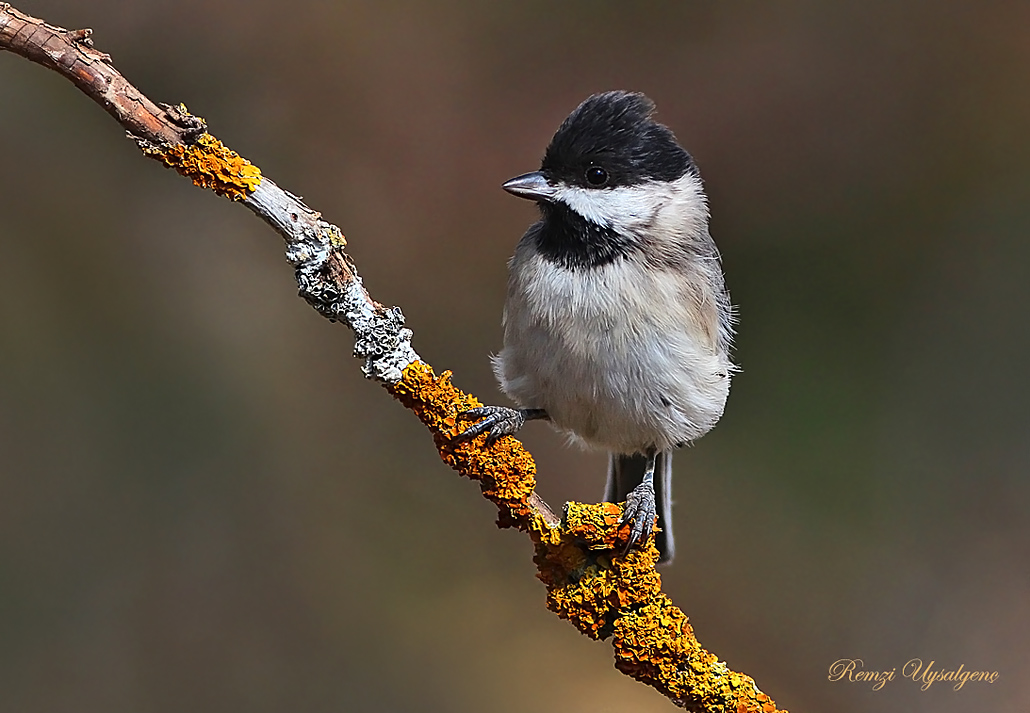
[457,91,734,564]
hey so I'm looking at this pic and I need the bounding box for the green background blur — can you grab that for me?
[2,1,1028,711]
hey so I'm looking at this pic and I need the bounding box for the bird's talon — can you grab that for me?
[454,405,527,445]
[621,479,657,554]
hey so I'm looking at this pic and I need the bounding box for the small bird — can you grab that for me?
[458,91,734,563]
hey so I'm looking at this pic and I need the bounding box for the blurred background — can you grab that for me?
[1,1,1028,711]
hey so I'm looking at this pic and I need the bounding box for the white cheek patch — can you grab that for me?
[552,172,707,237]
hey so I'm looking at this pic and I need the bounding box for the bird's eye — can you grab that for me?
[585,166,609,187]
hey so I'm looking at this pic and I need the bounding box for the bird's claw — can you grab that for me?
[620,479,657,554]
[455,406,526,447]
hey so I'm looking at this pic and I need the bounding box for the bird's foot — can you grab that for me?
[620,479,657,554]
[455,406,541,446]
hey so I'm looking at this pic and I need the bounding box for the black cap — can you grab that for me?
[540,91,696,189]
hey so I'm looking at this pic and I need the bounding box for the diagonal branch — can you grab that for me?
[0,5,788,711]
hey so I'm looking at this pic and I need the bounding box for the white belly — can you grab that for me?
[493,251,731,454]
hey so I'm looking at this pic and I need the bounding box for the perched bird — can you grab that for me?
[458,91,734,564]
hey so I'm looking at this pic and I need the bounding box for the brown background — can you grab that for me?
[1,1,1028,711]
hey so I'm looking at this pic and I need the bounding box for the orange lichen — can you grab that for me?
[389,361,538,525]
[144,128,262,200]
[563,500,628,550]
[388,359,788,711]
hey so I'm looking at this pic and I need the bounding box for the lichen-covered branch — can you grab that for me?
[0,5,788,710]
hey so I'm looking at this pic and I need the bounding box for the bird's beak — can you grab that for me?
[502,171,557,202]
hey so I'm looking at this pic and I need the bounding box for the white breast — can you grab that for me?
[493,250,732,454]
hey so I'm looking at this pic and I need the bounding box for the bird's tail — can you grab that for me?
[604,450,675,564]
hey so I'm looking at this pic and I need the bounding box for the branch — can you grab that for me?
[0,5,788,711]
